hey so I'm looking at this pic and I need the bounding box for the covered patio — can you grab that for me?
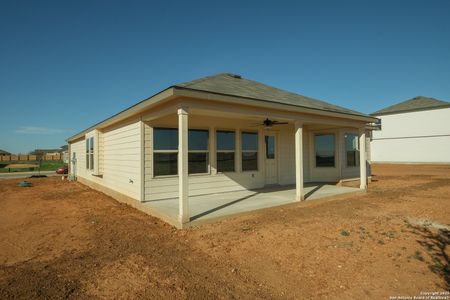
[144,183,362,226]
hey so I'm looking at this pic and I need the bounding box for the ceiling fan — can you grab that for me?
[254,118,289,129]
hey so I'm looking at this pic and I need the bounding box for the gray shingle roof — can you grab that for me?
[174,73,369,118]
[0,149,11,155]
[371,96,450,116]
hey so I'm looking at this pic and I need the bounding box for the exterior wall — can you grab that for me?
[70,117,142,201]
[371,108,450,163]
[307,128,362,182]
[145,115,277,201]
[144,114,362,202]
[69,105,367,204]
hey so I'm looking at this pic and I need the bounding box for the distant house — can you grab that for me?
[370,96,450,163]
[60,145,69,163]
[0,149,12,156]
[30,146,66,156]
[67,73,376,227]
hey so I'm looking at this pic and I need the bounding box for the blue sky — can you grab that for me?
[1,0,449,153]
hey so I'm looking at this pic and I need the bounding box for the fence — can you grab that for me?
[0,153,62,161]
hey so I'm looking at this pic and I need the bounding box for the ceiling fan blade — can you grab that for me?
[273,121,289,125]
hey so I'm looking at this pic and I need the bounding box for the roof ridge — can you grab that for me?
[175,73,232,88]
[371,96,450,116]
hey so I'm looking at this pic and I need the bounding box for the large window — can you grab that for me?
[345,133,359,167]
[153,128,209,176]
[242,132,258,171]
[216,130,235,172]
[188,129,209,174]
[153,128,178,176]
[85,137,94,170]
[315,134,335,167]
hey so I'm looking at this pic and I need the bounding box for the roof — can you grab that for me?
[30,148,63,154]
[175,73,368,117]
[371,96,450,116]
[68,73,374,142]
[0,149,11,155]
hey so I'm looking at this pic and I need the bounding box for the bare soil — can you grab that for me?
[0,164,449,299]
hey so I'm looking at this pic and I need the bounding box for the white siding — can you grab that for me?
[371,108,450,163]
[70,118,142,200]
[70,111,365,204]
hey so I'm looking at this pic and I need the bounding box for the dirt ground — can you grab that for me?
[0,164,449,299]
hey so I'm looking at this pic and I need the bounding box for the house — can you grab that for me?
[0,149,12,156]
[370,96,450,164]
[60,145,69,163]
[30,148,64,156]
[67,73,376,227]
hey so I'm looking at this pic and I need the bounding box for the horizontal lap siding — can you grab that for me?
[102,121,141,199]
[145,174,254,201]
[70,139,85,175]
[71,120,142,201]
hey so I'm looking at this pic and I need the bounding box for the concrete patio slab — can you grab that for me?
[143,184,362,227]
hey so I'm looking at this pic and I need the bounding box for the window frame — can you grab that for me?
[85,136,94,171]
[344,132,360,168]
[314,133,336,168]
[216,129,236,173]
[152,127,211,178]
[241,131,259,172]
[188,128,210,175]
[153,127,179,177]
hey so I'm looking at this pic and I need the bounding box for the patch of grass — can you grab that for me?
[241,226,251,232]
[381,231,396,239]
[340,230,350,237]
[0,160,66,173]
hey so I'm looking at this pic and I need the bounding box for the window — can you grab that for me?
[315,134,335,167]
[188,129,209,174]
[153,128,209,176]
[345,133,359,167]
[153,128,178,176]
[85,137,94,170]
[242,132,258,171]
[216,130,235,172]
[265,136,275,159]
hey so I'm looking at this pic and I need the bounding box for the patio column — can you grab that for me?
[178,107,189,224]
[359,127,367,190]
[295,121,304,201]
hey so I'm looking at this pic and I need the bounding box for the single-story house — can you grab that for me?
[30,148,64,156]
[67,73,377,227]
[370,96,450,164]
[0,149,12,156]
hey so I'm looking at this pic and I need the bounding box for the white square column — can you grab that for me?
[178,107,189,224]
[359,127,367,190]
[295,121,304,201]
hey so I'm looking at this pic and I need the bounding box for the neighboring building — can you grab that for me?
[0,149,12,156]
[67,73,376,227]
[30,148,63,156]
[370,96,450,163]
[60,145,69,163]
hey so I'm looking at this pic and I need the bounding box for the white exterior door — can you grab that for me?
[264,133,278,185]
